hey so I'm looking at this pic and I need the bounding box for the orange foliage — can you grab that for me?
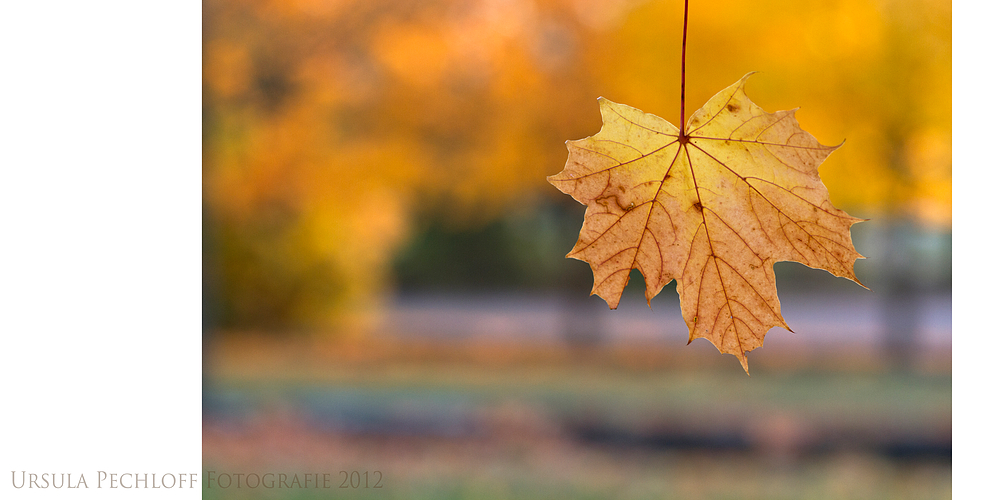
[204,0,950,330]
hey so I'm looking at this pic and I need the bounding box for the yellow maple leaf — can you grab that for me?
[547,73,865,373]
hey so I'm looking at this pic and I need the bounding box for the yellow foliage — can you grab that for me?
[204,0,950,330]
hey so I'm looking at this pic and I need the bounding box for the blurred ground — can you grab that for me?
[203,298,950,499]
[379,290,951,354]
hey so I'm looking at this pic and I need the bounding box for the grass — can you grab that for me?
[204,335,951,500]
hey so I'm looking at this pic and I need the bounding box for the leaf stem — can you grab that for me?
[680,0,689,138]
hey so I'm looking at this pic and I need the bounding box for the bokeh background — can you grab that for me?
[202,0,951,498]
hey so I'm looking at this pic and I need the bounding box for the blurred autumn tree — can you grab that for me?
[204,0,950,332]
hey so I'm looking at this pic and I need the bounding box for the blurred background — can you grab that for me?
[203,0,951,498]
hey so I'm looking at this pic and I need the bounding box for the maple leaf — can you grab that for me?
[547,73,864,372]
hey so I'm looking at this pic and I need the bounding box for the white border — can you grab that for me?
[0,1,202,498]
[952,1,992,498]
